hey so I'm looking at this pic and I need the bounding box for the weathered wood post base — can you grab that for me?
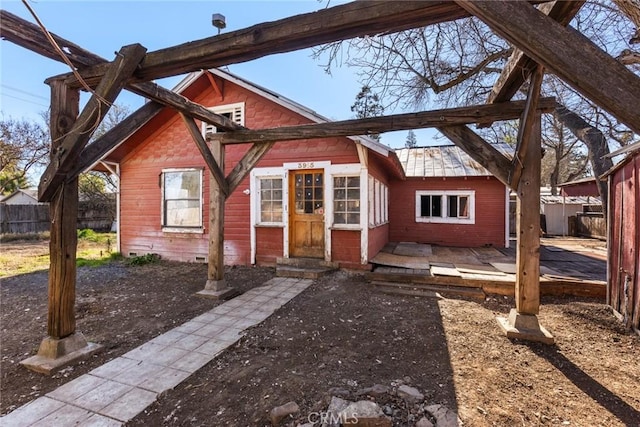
[195,138,238,301]
[497,309,554,345]
[197,278,239,300]
[20,333,102,375]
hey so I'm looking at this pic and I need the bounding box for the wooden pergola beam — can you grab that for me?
[226,143,277,194]
[456,0,640,136]
[0,10,245,135]
[487,0,584,104]
[209,98,556,145]
[38,44,147,202]
[437,125,513,189]
[0,9,104,67]
[50,1,540,89]
[509,66,545,189]
[68,101,164,180]
[180,114,229,197]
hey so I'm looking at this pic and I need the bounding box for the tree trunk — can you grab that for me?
[613,0,640,29]
[554,104,612,219]
[549,144,561,196]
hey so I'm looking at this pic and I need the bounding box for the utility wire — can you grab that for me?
[20,0,111,142]
[0,92,49,108]
[1,83,49,100]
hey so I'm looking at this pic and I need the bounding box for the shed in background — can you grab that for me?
[603,141,640,334]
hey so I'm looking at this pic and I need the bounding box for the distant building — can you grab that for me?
[557,177,600,197]
[0,188,42,205]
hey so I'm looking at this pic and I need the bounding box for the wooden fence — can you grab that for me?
[0,202,114,234]
[576,213,606,239]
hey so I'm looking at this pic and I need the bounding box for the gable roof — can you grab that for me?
[0,188,39,203]
[96,68,400,176]
[396,144,514,178]
[169,68,392,156]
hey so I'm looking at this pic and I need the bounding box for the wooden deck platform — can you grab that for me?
[367,239,606,300]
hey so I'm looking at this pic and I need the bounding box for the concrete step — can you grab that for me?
[276,257,339,269]
[370,280,486,302]
[276,266,335,279]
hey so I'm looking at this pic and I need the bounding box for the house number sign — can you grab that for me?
[297,162,315,169]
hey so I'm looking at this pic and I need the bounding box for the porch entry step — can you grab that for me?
[370,281,486,302]
[276,257,339,269]
[276,266,334,279]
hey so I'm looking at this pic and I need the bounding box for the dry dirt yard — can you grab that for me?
[1,247,639,426]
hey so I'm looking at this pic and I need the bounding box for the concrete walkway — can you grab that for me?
[2,277,312,426]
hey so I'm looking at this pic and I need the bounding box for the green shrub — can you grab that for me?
[127,253,161,266]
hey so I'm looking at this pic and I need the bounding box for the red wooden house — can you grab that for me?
[99,69,509,269]
[603,141,640,333]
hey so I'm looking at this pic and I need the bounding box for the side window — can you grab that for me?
[162,169,203,229]
[258,177,283,224]
[333,176,360,226]
[368,175,389,227]
[416,191,474,224]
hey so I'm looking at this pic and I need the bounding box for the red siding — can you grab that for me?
[255,227,284,266]
[559,180,599,197]
[608,155,640,330]
[389,176,506,248]
[119,75,361,265]
[331,230,361,269]
[368,224,389,260]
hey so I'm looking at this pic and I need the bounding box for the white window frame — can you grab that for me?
[415,190,475,224]
[383,185,389,223]
[202,102,245,137]
[368,176,389,227]
[332,174,362,229]
[255,175,285,226]
[161,168,204,233]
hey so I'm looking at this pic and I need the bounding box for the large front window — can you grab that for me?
[415,190,475,224]
[162,169,203,229]
[333,176,360,226]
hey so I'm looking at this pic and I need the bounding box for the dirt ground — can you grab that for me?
[1,244,639,426]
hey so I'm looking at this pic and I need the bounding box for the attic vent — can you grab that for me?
[202,103,245,139]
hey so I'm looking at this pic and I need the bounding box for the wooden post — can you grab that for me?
[515,116,542,315]
[196,137,237,300]
[21,80,102,374]
[497,114,554,344]
[48,80,80,339]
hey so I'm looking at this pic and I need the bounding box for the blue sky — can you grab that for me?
[0,0,437,149]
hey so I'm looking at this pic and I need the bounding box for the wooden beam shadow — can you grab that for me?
[528,345,640,426]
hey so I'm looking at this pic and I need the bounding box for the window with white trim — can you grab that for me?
[368,176,389,227]
[415,190,475,224]
[333,176,360,226]
[258,177,283,224]
[161,168,203,229]
[202,102,245,138]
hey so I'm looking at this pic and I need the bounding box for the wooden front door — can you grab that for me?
[289,170,325,258]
